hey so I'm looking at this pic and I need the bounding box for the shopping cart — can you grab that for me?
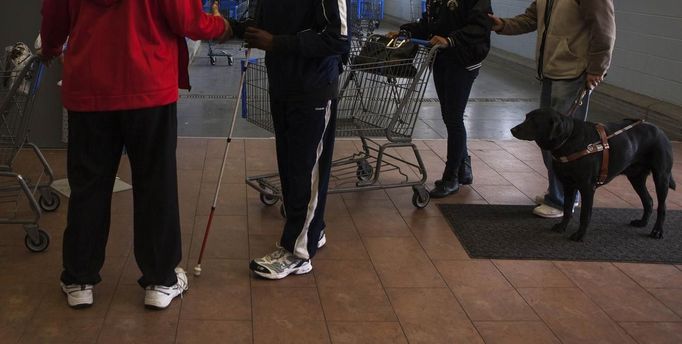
[203,0,249,66]
[349,0,384,42]
[244,36,439,212]
[1,54,59,252]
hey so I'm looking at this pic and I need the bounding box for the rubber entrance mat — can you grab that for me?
[438,204,682,264]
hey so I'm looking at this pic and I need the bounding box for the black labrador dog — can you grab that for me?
[511,108,676,241]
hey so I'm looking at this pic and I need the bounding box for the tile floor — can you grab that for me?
[2,137,682,343]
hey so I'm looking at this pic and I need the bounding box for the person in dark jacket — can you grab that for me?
[237,0,350,280]
[393,0,492,198]
[40,0,230,309]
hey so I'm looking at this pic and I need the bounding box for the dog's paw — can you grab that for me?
[569,231,585,242]
[630,219,648,227]
[649,230,663,239]
[551,223,567,233]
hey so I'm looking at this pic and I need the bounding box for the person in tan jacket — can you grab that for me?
[490,0,615,218]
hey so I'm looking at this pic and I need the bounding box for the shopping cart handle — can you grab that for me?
[410,38,432,46]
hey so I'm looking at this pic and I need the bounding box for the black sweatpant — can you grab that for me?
[61,103,181,288]
[271,98,337,260]
[432,56,479,173]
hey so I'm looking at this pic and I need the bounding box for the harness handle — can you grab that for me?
[565,88,589,117]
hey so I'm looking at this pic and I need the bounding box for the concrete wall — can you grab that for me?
[386,0,682,107]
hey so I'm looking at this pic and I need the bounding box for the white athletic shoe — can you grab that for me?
[318,229,326,249]
[61,283,94,309]
[144,267,189,310]
[250,249,312,280]
[534,195,580,207]
[532,204,564,218]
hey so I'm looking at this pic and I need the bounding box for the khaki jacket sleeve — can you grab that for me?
[499,1,538,35]
[580,0,616,75]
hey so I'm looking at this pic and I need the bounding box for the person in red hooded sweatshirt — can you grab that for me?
[40,0,231,310]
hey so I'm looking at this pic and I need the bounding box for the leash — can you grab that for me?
[549,88,590,151]
[554,119,645,185]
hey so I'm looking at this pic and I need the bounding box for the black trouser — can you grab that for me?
[61,103,181,288]
[432,56,479,173]
[271,98,337,260]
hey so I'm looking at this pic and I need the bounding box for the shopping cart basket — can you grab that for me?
[243,36,438,211]
[1,54,59,252]
[203,0,249,66]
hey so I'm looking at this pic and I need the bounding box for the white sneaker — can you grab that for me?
[532,204,564,218]
[535,195,580,207]
[61,283,94,308]
[318,229,326,249]
[144,267,189,310]
[250,249,312,280]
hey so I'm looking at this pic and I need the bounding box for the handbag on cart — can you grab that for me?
[353,34,419,78]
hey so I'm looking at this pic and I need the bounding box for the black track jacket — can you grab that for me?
[253,0,351,101]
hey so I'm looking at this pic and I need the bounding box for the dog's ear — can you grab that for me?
[546,109,567,141]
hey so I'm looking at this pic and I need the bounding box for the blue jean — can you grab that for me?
[540,75,591,208]
[432,56,479,174]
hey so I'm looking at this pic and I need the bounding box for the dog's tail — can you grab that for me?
[670,175,677,191]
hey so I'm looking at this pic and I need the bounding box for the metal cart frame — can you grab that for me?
[1,55,59,252]
[243,35,439,212]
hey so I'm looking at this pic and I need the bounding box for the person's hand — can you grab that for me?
[244,27,274,51]
[488,14,504,32]
[586,73,604,90]
[36,49,54,67]
[386,31,399,39]
[430,35,449,47]
[211,1,233,42]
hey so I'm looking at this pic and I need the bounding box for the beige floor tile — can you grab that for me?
[493,260,574,288]
[435,260,537,321]
[387,288,484,344]
[620,322,682,344]
[364,237,445,288]
[474,185,535,205]
[518,287,636,344]
[647,288,682,317]
[556,262,679,321]
[180,259,251,320]
[176,320,252,344]
[405,216,470,260]
[615,263,682,288]
[327,322,407,344]
[474,321,560,344]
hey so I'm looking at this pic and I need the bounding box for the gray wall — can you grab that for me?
[386,0,682,107]
[1,1,65,147]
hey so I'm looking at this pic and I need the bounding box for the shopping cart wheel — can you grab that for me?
[412,186,430,209]
[210,56,217,65]
[38,190,61,212]
[356,160,374,182]
[24,229,50,253]
[260,193,279,206]
[280,204,287,218]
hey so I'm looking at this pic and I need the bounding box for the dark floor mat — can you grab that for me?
[438,204,682,264]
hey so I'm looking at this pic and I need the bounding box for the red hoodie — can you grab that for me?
[41,0,226,112]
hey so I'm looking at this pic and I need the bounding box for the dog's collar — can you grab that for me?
[553,120,645,185]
